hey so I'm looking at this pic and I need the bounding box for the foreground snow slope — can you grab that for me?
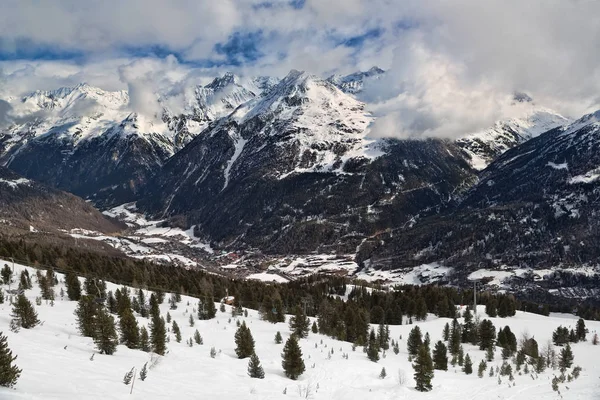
[0,259,599,399]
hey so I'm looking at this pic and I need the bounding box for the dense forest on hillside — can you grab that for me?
[1,234,599,346]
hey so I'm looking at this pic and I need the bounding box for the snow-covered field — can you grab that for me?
[1,258,599,399]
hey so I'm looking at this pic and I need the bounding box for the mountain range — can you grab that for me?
[1,67,599,297]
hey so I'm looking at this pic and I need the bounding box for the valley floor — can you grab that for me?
[0,259,599,399]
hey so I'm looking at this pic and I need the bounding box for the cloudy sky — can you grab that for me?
[1,0,599,138]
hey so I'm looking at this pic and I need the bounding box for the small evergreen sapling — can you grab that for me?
[139,326,150,352]
[379,367,387,379]
[194,329,203,345]
[478,360,487,378]
[11,294,40,330]
[123,367,135,385]
[139,362,148,381]
[275,331,283,344]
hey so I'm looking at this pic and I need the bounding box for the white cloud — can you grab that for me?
[0,0,599,136]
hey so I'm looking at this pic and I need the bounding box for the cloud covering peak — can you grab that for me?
[1,0,599,137]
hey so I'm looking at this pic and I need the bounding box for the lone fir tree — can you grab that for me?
[172,321,182,343]
[407,325,423,357]
[282,335,305,380]
[74,296,98,337]
[275,331,283,344]
[11,294,40,330]
[234,321,255,359]
[413,344,434,392]
[94,308,119,355]
[432,341,448,371]
[367,328,380,362]
[139,362,148,381]
[139,326,150,352]
[247,353,265,379]
[463,354,473,374]
[0,332,21,388]
[289,305,310,338]
[119,307,140,349]
[65,271,82,301]
[150,315,167,355]
[558,343,574,371]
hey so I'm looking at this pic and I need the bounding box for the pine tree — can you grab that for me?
[407,326,423,357]
[74,296,98,337]
[458,346,464,366]
[139,326,150,352]
[139,362,148,381]
[449,319,462,355]
[478,319,496,350]
[576,318,587,341]
[432,341,448,371]
[64,271,81,301]
[0,332,21,388]
[478,359,487,378]
[462,308,475,343]
[198,296,217,320]
[106,291,117,314]
[413,344,434,392]
[485,298,498,317]
[289,306,310,338]
[1,264,11,285]
[123,367,134,385]
[379,367,387,379]
[119,307,140,349]
[592,333,599,345]
[275,331,283,344]
[137,289,148,318]
[535,354,546,373]
[189,314,195,327]
[311,321,318,334]
[558,343,574,371]
[194,329,203,345]
[11,294,40,329]
[234,321,255,359]
[442,322,450,341]
[172,321,182,343]
[94,308,119,355]
[281,335,305,380]
[150,315,167,355]
[248,353,265,379]
[463,354,473,374]
[367,328,380,362]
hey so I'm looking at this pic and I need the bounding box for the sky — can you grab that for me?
[1,0,600,138]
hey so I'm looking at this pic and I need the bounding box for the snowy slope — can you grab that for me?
[456,107,570,170]
[1,259,600,399]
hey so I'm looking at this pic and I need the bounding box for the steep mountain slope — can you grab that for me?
[139,70,476,253]
[0,74,273,207]
[456,106,569,169]
[363,110,600,297]
[0,166,122,234]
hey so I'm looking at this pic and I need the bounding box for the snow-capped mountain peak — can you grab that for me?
[456,107,570,170]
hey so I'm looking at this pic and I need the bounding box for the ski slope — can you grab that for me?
[1,259,599,399]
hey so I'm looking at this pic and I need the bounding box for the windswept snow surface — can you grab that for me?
[1,259,600,399]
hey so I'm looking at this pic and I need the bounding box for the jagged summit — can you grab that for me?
[327,66,385,94]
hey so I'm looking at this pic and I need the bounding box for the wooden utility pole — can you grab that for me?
[130,367,136,394]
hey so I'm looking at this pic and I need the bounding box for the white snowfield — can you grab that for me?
[1,259,599,399]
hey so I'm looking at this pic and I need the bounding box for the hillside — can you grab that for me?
[0,167,122,235]
[1,259,599,399]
